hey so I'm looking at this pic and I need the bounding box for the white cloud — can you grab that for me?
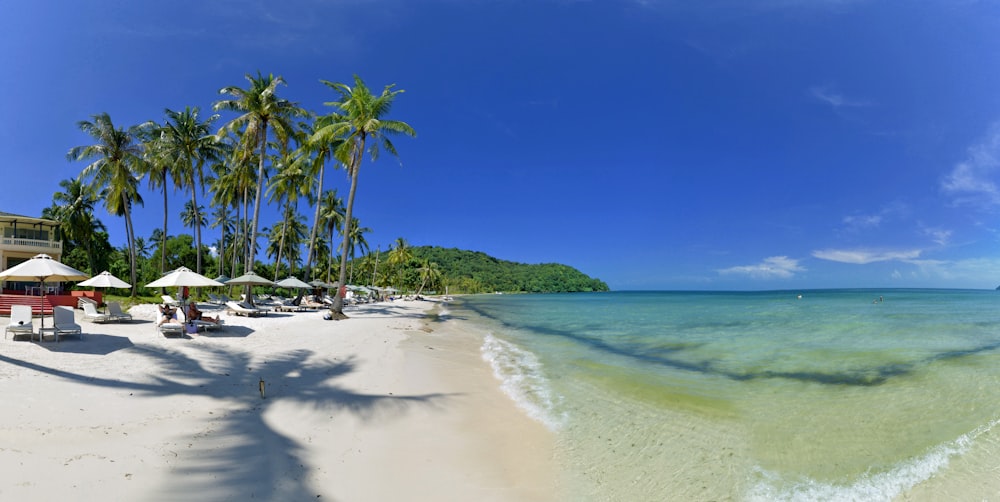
[942,122,1000,208]
[921,226,952,246]
[809,85,871,109]
[812,248,922,264]
[718,256,805,279]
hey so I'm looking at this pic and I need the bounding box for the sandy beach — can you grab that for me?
[0,299,559,501]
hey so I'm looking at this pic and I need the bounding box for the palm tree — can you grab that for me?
[319,189,345,283]
[346,218,371,284]
[415,259,441,296]
[300,115,344,281]
[50,177,105,274]
[139,126,178,277]
[388,237,412,288]
[312,75,416,316]
[214,72,304,285]
[181,200,206,241]
[158,107,224,275]
[266,148,309,281]
[68,113,149,296]
[209,202,236,278]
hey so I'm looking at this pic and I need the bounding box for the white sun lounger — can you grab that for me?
[81,302,111,323]
[107,301,133,322]
[226,301,264,317]
[53,306,83,341]
[5,305,34,340]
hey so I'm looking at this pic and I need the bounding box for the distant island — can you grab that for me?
[401,246,609,294]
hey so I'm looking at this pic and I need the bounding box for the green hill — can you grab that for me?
[389,246,609,294]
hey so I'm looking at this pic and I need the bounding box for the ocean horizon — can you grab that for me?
[444,289,1000,500]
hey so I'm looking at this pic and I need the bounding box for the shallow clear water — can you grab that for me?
[448,290,1000,501]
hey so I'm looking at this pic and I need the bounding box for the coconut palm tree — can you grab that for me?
[346,218,370,284]
[214,72,304,283]
[266,148,309,281]
[319,189,345,283]
[388,237,412,288]
[312,75,416,316]
[299,114,344,281]
[415,259,441,296]
[49,177,105,274]
[180,200,206,245]
[158,107,224,275]
[138,131,178,276]
[68,112,149,296]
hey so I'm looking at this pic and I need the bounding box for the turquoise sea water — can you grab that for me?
[445,290,1000,501]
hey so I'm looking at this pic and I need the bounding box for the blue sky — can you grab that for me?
[4,0,1000,290]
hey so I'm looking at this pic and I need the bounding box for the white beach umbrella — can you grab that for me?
[78,270,131,289]
[145,267,225,288]
[0,253,90,331]
[78,271,131,313]
[213,275,231,284]
[276,277,312,289]
[226,272,276,287]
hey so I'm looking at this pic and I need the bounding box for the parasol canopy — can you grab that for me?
[0,253,89,283]
[0,253,90,333]
[146,267,225,288]
[78,271,131,289]
[226,272,276,287]
[276,277,312,289]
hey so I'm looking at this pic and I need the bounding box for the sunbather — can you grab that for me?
[158,304,177,326]
[187,302,219,324]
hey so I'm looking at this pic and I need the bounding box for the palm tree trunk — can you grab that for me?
[124,202,138,297]
[161,177,168,276]
[305,162,324,281]
[246,124,268,304]
[331,142,364,316]
[274,204,289,282]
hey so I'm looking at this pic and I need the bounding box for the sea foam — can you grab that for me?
[746,415,1000,501]
[481,332,566,430]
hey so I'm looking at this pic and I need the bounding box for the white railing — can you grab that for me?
[0,237,62,251]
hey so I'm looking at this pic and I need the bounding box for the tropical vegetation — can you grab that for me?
[40,71,605,310]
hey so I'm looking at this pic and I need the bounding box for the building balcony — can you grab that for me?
[0,237,62,254]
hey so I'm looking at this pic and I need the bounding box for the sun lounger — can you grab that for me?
[53,306,83,341]
[177,310,224,332]
[107,301,133,322]
[161,295,180,307]
[158,321,185,336]
[5,305,34,340]
[81,302,111,323]
[226,301,264,317]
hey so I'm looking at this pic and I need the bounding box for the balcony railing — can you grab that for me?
[0,237,62,252]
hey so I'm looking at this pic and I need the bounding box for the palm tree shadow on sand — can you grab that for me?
[0,345,454,500]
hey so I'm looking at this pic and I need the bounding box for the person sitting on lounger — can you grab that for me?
[158,304,177,326]
[187,302,219,324]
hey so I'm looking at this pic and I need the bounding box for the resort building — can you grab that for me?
[0,211,62,289]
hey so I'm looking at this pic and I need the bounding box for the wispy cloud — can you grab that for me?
[840,202,909,233]
[812,248,922,264]
[941,123,1000,209]
[809,85,871,109]
[718,256,805,279]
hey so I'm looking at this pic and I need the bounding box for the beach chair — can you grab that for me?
[161,295,180,307]
[107,302,133,322]
[226,301,263,317]
[81,302,111,323]
[208,293,224,305]
[177,309,224,332]
[53,306,83,341]
[5,305,34,340]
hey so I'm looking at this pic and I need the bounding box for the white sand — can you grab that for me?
[0,300,559,501]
